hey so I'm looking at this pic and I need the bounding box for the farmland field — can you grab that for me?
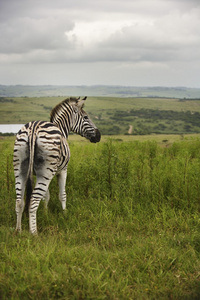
[1,96,200,135]
[0,136,199,299]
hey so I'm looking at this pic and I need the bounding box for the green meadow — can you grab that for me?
[1,96,200,135]
[0,136,199,299]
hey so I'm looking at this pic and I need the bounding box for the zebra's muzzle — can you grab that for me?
[90,129,101,143]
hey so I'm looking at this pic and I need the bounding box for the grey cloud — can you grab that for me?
[94,6,200,63]
[0,16,74,54]
[0,0,200,87]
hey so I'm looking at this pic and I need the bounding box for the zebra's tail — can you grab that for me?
[25,177,33,213]
[25,125,37,213]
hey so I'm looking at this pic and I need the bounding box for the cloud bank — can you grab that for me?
[0,0,200,87]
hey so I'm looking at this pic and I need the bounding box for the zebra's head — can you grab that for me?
[50,97,101,142]
[71,97,101,143]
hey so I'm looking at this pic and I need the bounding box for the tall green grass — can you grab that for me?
[0,136,199,299]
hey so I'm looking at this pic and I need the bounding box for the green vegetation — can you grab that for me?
[110,108,200,135]
[1,96,200,135]
[0,136,199,299]
[0,96,61,124]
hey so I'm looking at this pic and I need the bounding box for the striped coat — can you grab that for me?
[13,97,101,234]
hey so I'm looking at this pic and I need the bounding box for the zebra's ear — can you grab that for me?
[77,96,87,109]
[69,97,80,104]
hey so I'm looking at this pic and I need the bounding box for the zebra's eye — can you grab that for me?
[84,115,89,120]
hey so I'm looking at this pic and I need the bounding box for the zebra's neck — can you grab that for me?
[50,102,74,138]
[54,120,70,138]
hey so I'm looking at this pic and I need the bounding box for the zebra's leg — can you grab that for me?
[57,169,67,210]
[29,177,53,234]
[15,175,26,232]
[13,136,29,232]
[44,189,50,209]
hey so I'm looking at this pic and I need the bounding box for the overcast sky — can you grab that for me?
[0,0,200,87]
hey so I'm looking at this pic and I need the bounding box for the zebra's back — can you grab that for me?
[14,121,70,179]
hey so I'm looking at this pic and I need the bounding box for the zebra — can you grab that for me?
[13,97,101,234]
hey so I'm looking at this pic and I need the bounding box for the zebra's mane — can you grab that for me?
[50,97,80,122]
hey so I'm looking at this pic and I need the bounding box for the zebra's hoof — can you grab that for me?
[63,209,68,218]
[14,229,21,235]
[30,230,38,236]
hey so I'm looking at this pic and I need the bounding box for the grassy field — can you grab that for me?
[1,96,200,135]
[0,135,200,299]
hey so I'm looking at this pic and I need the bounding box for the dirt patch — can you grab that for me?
[128,125,133,134]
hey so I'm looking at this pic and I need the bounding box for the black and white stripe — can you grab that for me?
[13,97,101,234]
